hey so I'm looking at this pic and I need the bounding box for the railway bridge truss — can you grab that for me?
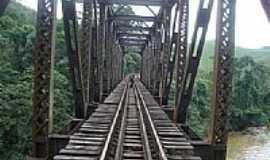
[1,0,270,160]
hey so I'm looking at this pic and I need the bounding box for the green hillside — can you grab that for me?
[199,41,270,71]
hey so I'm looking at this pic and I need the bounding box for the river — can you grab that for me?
[227,128,270,160]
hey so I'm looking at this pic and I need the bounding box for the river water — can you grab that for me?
[227,129,270,160]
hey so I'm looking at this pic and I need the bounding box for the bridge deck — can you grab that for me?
[54,79,201,160]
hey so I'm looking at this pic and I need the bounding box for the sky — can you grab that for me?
[16,0,270,49]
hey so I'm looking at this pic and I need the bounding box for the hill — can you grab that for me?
[199,41,270,71]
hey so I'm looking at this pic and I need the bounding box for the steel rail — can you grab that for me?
[135,83,168,160]
[134,88,153,160]
[99,82,128,160]
[114,88,129,160]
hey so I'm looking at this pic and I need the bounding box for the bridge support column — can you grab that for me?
[174,0,214,124]
[98,3,107,102]
[62,0,85,118]
[80,0,94,116]
[153,28,162,99]
[159,5,171,105]
[209,0,236,160]
[174,0,189,123]
[30,0,57,158]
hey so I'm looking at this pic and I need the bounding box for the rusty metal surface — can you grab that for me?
[174,0,189,123]
[160,6,172,105]
[98,3,106,102]
[209,1,236,160]
[32,0,57,157]
[62,0,85,118]
[163,3,180,105]
[80,0,94,113]
[176,0,214,124]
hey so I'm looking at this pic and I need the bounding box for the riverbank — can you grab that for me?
[227,128,270,160]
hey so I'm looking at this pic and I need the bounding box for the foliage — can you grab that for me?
[232,56,270,130]
[184,55,270,137]
[0,2,72,159]
[124,52,141,74]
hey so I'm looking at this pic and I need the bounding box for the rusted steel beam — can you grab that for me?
[111,15,157,22]
[120,37,148,42]
[107,21,114,92]
[62,0,85,118]
[101,0,164,6]
[173,0,189,123]
[209,1,236,160]
[120,39,147,44]
[159,6,171,105]
[120,42,145,47]
[90,0,99,103]
[31,0,57,158]
[117,32,150,39]
[176,0,214,124]
[98,3,106,102]
[261,0,270,22]
[117,26,153,32]
[104,12,112,95]
[0,0,9,16]
[164,2,181,105]
[80,0,94,115]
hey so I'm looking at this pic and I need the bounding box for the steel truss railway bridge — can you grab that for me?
[1,0,270,160]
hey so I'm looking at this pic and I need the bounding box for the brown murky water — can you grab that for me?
[227,129,270,160]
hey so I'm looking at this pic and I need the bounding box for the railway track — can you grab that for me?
[54,79,201,160]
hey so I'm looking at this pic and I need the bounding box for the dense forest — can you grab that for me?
[0,2,269,159]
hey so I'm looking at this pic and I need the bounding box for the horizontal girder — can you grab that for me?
[119,37,147,42]
[111,15,157,22]
[117,33,150,39]
[99,0,164,6]
[120,42,145,46]
[116,26,153,32]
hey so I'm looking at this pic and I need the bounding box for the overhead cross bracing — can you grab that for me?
[100,0,169,6]
[111,15,157,22]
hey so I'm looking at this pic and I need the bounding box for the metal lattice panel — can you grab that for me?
[174,0,189,122]
[209,0,236,146]
[32,0,57,157]
[176,0,214,124]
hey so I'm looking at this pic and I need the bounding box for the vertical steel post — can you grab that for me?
[164,2,180,105]
[176,0,214,124]
[107,21,114,92]
[98,3,106,102]
[209,0,235,160]
[62,0,85,118]
[31,0,57,158]
[174,0,189,123]
[160,5,171,105]
[111,28,117,87]
[80,0,93,115]
[155,28,162,97]
[91,0,99,102]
